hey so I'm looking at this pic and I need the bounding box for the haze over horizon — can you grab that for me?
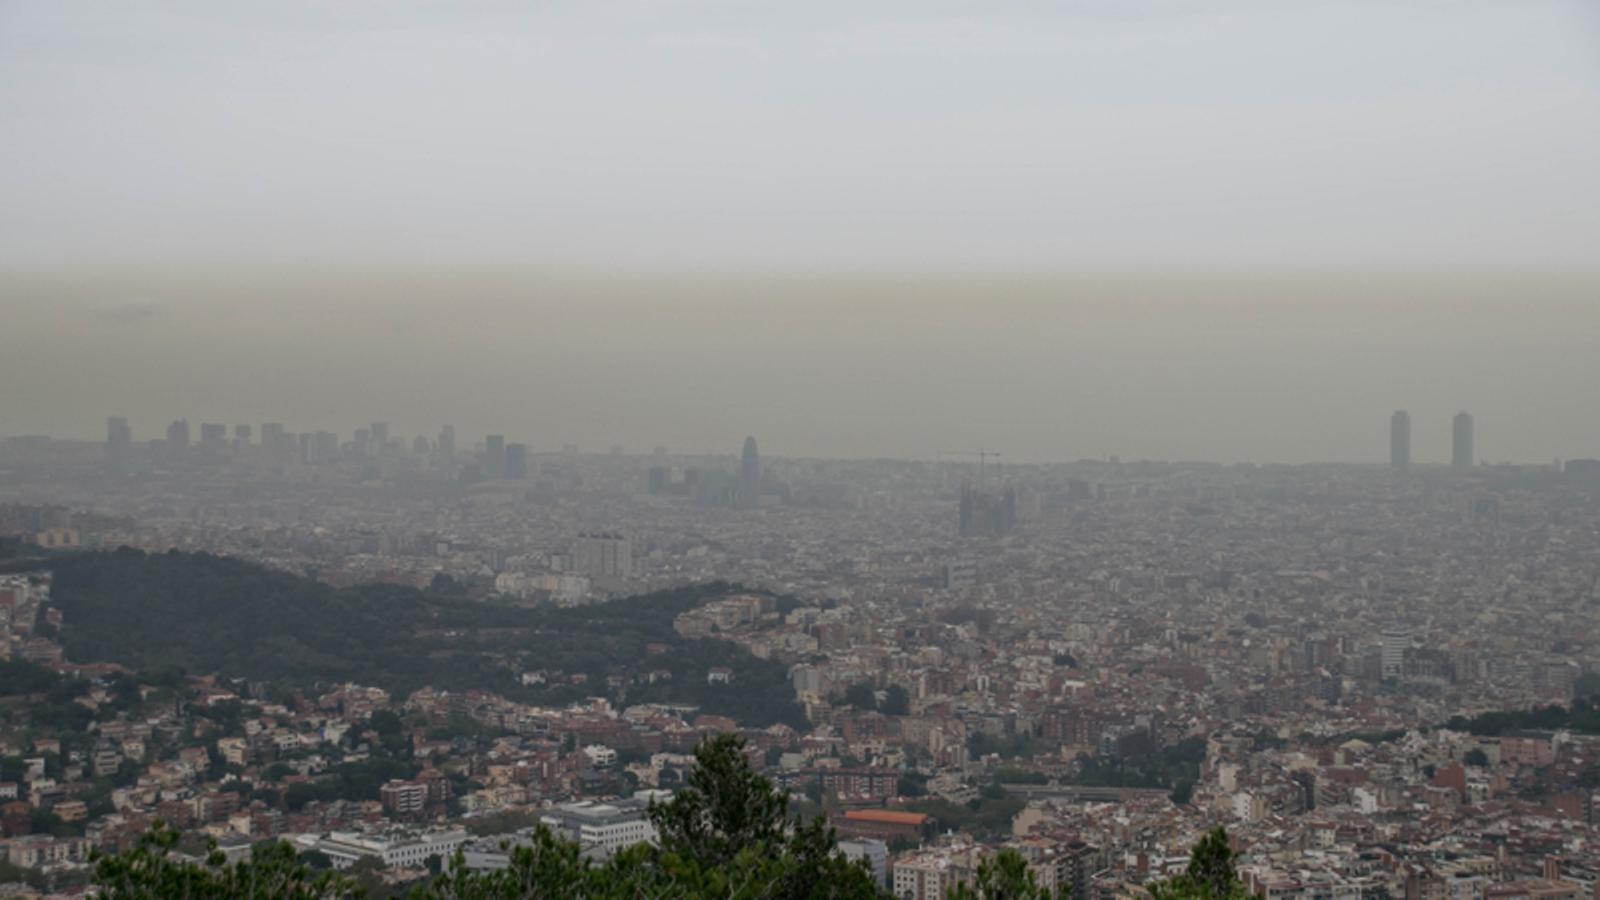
[3,2,1599,463]
[4,268,1598,465]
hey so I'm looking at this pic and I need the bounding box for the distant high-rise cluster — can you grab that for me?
[959,481,1017,537]
[641,436,780,510]
[91,414,573,490]
[1384,410,1476,470]
[93,416,509,473]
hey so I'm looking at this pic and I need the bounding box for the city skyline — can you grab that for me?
[58,408,1537,470]
[7,268,1597,465]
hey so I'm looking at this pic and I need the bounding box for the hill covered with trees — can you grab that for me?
[46,548,805,727]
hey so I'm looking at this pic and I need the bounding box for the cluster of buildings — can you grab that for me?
[0,572,67,670]
[1389,409,1480,471]
[4,419,1600,894]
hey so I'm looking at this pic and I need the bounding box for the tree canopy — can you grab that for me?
[949,848,1056,900]
[92,825,356,899]
[93,734,882,899]
[1149,827,1251,900]
[47,548,804,727]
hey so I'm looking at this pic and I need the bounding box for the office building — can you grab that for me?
[261,423,289,462]
[437,425,455,460]
[199,423,227,455]
[1453,411,1474,469]
[539,795,660,860]
[484,435,506,478]
[739,436,761,508]
[370,422,388,452]
[1390,410,1410,470]
[306,431,339,465]
[165,419,190,456]
[504,442,528,479]
[106,417,132,460]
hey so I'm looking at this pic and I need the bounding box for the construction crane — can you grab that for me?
[937,449,1002,485]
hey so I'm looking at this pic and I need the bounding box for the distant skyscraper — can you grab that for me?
[437,425,455,460]
[370,422,389,451]
[308,431,339,465]
[1389,410,1410,470]
[165,419,190,456]
[739,436,761,509]
[199,423,227,454]
[504,442,529,479]
[106,416,132,460]
[485,434,506,478]
[1452,411,1474,470]
[234,424,252,452]
[261,423,288,462]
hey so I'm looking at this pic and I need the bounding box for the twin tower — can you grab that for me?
[1390,410,1473,470]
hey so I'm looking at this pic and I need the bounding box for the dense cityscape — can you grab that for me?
[2,413,1599,897]
[6,2,1600,896]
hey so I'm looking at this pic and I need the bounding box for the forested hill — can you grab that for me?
[45,548,806,728]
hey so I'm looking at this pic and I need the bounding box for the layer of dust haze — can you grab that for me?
[3,270,1597,464]
[2,2,1598,461]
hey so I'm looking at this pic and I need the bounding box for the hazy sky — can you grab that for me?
[4,0,1600,268]
[2,3,1599,462]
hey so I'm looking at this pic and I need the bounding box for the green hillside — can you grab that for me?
[46,548,805,728]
